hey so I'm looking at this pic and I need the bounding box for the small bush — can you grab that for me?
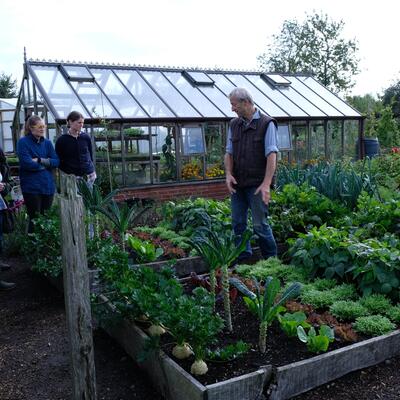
[385,306,400,324]
[329,301,368,321]
[331,283,358,299]
[235,258,307,283]
[311,278,338,291]
[301,283,357,309]
[360,294,392,314]
[353,315,396,336]
[301,289,338,309]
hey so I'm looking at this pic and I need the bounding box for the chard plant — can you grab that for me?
[231,277,301,353]
[297,325,335,353]
[191,228,251,331]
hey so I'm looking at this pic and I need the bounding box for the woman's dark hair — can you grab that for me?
[24,115,43,136]
[66,111,84,124]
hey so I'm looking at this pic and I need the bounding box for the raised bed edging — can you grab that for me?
[131,255,208,277]
[101,296,272,400]
[268,329,400,400]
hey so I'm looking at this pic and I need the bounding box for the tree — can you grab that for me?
[346,94,382,116]
[382,80,400,118]
[257,13,360,94]
[0,72,18,98]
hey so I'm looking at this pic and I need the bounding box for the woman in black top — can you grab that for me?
[55,111,96,183]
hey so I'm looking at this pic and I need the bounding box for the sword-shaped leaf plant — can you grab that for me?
[230,276,301,353]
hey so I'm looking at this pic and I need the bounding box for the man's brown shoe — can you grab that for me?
[0,280,16,290]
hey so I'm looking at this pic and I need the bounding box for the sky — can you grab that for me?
[0,0,398,98]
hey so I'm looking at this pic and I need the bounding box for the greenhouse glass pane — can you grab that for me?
[63,65,92,79]
[141,71,200,117]
[31,65,89,118]
[208,73,236,95]
[115,70,174,118]
[185,71,214,85]
[198,85,233,117]
[286,77,343,117]
[70,81,119,118]
[91,68,146,118]
[226,74,288,117]
[246,75,308,117]
[298,77,360,117]
[265,74,290,85]
[277,125,292,150]
[164,72,224,117]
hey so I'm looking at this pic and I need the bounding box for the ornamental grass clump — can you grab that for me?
[353,315,396,336]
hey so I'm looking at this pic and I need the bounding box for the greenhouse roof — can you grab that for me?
[26,60,361,122]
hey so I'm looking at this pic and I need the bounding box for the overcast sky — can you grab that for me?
[0,0,398,98]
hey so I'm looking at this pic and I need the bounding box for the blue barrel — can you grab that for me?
[364,137,380,158]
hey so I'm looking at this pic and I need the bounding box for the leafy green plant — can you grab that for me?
[329,301,369,321]
[206,341,250,362]
[95,200,149,250]
[127,234,164,263]
[353,315,396,336]
[235,257,307,283]
[190,228,251,331]
[297,325,335,353]
[288,224,352,280]
[359,294,392,314]
[300,283,357,309]
[77,180,116,238]
[278,312,311,337]
[385,306,400,323]
[231,276,301,353]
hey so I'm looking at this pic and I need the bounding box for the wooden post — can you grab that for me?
[59,173,97,400]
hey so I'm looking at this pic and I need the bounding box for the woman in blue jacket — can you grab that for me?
[17,115,59,232]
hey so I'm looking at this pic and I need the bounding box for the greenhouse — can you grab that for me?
[0,98,17,152]
[12,59,363,190]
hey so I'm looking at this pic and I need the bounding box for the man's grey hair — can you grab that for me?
[228,88,254,105]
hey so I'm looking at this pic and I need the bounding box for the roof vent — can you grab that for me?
[182,71,214,86]
[60,65,95,82]
[261,73,291,87]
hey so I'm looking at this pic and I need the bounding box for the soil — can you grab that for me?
[1,257,400,399]
[0,257,163,400]
[160,293,356,386]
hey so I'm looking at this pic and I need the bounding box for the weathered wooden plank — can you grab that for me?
[269,329,400,400]
[60,173,97,400]
[207,366,272,400]
[131,255,208,277]
[100,296,206,400]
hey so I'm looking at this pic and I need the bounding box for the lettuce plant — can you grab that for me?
[297,325,335,353]
[278,311,311,337]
